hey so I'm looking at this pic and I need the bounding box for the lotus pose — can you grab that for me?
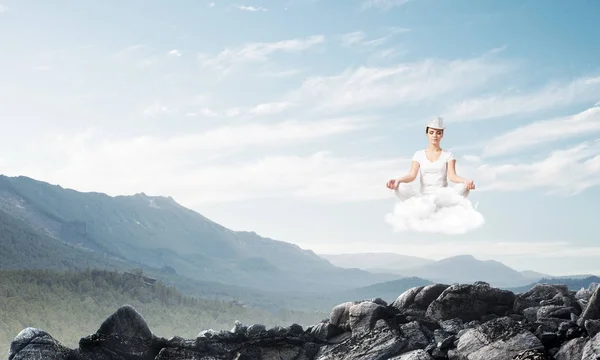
[386,117,476,200]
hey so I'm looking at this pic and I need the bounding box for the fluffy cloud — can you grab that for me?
[384,186,485,235]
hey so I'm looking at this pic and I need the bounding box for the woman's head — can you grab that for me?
[425,117,445,146]
[426,127,444,145]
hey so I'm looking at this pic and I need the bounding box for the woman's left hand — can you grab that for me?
[464,179,476,190]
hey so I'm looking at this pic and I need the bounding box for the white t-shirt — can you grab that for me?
[412,149,455,194]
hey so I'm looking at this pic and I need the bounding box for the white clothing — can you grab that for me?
[412,149,455,195]
[394,182,469,201]
[393,149,469,201]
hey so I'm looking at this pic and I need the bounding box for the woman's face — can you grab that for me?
[427,127,444,145]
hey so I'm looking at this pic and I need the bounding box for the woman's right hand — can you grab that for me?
[386,179,399,190]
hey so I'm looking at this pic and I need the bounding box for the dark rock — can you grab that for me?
[9,328,72,360]
[430,347,447,359]
[348,300,389,335]
[565,326,582,340]
[554,337,587,360]
[247,323,266,337]
[78,305,165,360]
[439,335,455,350]
[439,318,464,334]
[513,348,550,359]
[581,332,600,358]
[413,284,450,310]
[579,286,600,325]
[314,321,408,360]
[585,319,600,338]
[523,307,540,323]
[400,321,431,352]
[309,321,344,342]
[537,305,577,321]
[389,349,434,359]
[329,301,356,331]
[393,286,426,310]
[537,332,559,348]
[426,283,515,322]
[452,317,543,360]
[558,321,575,334]
[514,284,568,313]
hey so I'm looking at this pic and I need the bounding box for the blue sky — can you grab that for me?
[1,0,600,275]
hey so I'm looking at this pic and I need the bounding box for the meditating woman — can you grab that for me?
[386,117,476,201]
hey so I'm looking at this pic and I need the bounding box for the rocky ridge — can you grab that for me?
[9,281,600,360]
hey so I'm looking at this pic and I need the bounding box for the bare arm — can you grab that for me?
[397,161,420,183]
[387,161,419,189]
[447,160,468,183]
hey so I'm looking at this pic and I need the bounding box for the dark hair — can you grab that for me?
[426,127,444,133]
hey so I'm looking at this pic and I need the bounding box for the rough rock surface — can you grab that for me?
[9,281,600,360]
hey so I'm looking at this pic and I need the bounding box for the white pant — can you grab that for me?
[394,183,470,201]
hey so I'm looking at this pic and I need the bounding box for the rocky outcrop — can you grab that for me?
[9,282,600,360]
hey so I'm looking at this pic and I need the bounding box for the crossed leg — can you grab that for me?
[394,183,419,201]
[394,182,470,201]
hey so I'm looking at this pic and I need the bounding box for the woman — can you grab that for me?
[386,117,476,201]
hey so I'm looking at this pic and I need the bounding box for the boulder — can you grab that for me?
[426,282,515,322]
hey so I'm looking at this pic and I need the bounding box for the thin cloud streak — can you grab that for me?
[285,53,511,115]
[483,105,600,157]
[198,35,325,73]
[444,75,600,122]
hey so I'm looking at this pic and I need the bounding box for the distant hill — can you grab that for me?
[0,209,127,271]
[520,270,553,280]
[0,175,398,296]
[319,252,433,275]
[505,275,600,294]
[397,254,532,288]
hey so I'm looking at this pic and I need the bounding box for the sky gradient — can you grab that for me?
[1,0,599,275]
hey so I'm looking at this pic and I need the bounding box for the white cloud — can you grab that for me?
[384,187,485,235]
[340,28,409,47]
[144,102,170,116]
[168,49,182,57]
[444,75,600,122]
[237,5,268,11]
[1,118,381,202]
[198,35,325,73]
[0,4,7,12]
[258,69,301,78]
[478,139,600,195]
[341,31,368,46]
[483,106,600,157]
[185,107,219,117]
[286,54,510,114]
[248,102,293,115]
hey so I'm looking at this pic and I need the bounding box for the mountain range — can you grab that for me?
[321,253,556,288]
[0,174,598,311]
[0,175,399,295]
